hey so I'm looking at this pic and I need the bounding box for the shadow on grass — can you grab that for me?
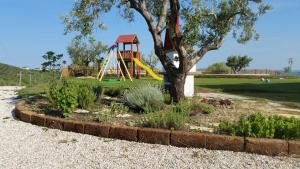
[195,82,300,104]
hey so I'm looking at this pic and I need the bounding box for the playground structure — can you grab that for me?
[116,34,141,80]
[97,34,163,81]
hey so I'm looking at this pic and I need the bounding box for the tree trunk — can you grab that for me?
[168,72,187,102]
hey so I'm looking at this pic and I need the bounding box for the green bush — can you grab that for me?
[77,84,96,109]
[206,62,230,74]
[48,79,102,117]
[218,112,300,140]
[142,109,188,130]
[49,80,78,117]
[124,83,164,112]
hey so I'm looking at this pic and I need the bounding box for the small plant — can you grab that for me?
[142,105,189,130]
[49,80,78,117]
[110,101,129,114]
[77,84,96,109]
[190,100,214,115]
[124,83,164,112]
[218,112,300,140]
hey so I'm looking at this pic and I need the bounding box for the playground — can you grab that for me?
[62,34,163,83]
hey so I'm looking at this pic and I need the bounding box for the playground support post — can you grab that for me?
[118,51,133,82]
[99,51,114,81]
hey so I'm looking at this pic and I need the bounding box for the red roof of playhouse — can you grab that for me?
[116,34,139,44]
[164,16,180,51]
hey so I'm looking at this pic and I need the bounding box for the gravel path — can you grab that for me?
[0,86,299,169]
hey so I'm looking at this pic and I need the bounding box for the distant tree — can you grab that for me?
[283,57,294,74]
[41,51,63,71]
[67,37,107,68]
[141,50,160,71]
[207,62,230,74]
[226,55,252,74]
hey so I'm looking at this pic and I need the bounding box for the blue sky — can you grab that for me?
[0,0,299,70]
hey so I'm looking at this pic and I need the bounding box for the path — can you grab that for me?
[0,86,299,169]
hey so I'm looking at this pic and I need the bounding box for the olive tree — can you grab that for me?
[226,55,252,74]
[67,37,107,67]
[63,0,271,102]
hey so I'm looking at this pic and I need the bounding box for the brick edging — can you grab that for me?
[14,101,300,157]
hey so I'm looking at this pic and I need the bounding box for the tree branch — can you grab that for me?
[156,0,169,33]
[128,0,170,68]
[188,33,226,70]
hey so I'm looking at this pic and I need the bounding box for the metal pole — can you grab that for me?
[19,71,22,86]
[29,73,32,86]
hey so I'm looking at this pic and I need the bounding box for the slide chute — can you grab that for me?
[132,58,163,81]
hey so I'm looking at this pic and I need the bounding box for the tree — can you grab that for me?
[284,57,294,74]
[226,55,252,74]
[207,62,230,74]
[63,0,271,102]
[141,50,160,71]
[67,37,107,68]
[41,51,63,71]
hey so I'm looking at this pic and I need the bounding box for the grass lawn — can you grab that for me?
[195,77,300,105]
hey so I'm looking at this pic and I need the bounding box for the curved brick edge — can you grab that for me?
[14,101,300,157]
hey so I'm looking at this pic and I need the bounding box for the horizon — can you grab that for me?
[0,0,299,70]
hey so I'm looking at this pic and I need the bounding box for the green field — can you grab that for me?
[0,63,59,86]
[195,77,300,105]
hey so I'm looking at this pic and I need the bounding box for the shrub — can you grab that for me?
[142,109,188,130]
[49,80,78,117]
[218,112,300,140]
[124,83,164,112]
[206,62,230,74]
[77,84,96,109]
[48,79,102,117]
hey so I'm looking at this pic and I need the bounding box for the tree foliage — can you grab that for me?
[207,62,230,74]
[226,55,252,74]
[141,50,160,71]
[63,0,271,101]
[41,51,63,71]
[67,37,107,67]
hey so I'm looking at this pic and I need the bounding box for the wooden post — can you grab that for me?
[137,43,141,79]
[131,43,134,78]
[116,43,120,79]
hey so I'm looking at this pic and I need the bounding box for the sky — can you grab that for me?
[0,0,299,70]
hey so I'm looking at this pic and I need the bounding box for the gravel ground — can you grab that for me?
[0,86,299,169]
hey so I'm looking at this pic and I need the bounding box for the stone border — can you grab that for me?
[15,101,299,157]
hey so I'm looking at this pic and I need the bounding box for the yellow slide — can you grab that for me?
[133,58,163,81]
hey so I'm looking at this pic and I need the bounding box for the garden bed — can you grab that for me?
[15,100,300,157]
[19,78,300,139]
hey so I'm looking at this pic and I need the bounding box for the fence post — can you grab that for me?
[29,73,32,86]
[18,71,22,86]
